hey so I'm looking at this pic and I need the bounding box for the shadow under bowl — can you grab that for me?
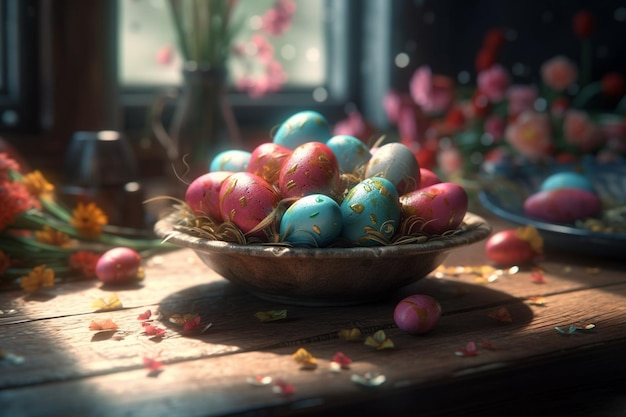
[154,212,491,306]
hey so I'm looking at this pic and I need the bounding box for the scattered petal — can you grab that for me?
[555,325,578,335]
[338,328,362,341]
[488,306,512,322]
[556,322,596,335]
[527,296,547,306]
[255,310,287,322]
[137,309,152,321]
[331,352,352,369]
[247,375,273,386]
[89,318,118,331]
[92,293,123,312]
[20,265,55,293]
[530,269,546,284]
[351,372,386,387]
[364,330,395,350]
[292,347,317,370]
[143,355,163,372]
[143,324,166,338]
[273,379,296,396]
[183,315,202,332]
[0,349,25,365]
[575,323,596,330]
[455,341,478,356]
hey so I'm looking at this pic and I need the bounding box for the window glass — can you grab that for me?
[118,0,326,90]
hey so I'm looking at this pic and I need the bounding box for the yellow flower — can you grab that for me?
[516,225,543,254]
[22,170,55,199]
[70,202,108,238]
[20,265,55,292]
[35,225,73,248]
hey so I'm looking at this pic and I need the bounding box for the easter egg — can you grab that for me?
[325,135,372,174]
[418,168,442,188]
[485,228,543,266]
[364,142,420,195]
[539,171,595,193]
[523,188,602,223]
[279,194,342,247]
[219,172,280,234]
[95,247,143,284]
[394,294,442,334]
[278,142,340,199]
[272,111,332,150]
[246,142,292,185]
[340,177,400,246]
[184,171,232,221]
[209,149,251,172]
[399,182,468,235]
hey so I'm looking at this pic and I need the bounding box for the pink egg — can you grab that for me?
[95,247,142,284]
[418,168,442,188]
[278,142,340,199]
[184,171,232,221]
[219,172,280,234]
[485,229,539,266]
[394,294,442,334]
[523,188,602,223]
[399,182,468,235]
[246,142,292,185]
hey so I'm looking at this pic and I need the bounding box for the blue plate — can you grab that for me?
[478,159,626,259]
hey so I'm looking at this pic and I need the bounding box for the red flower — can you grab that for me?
[0,153,20,183]
[471,89,492,118]
[601,72,626,98]
[69,251,101,279]
[444,107,466,129]
[475,47,498,72]
[483,28,507,50]
[572,10,595,39]
[0,182,41,233]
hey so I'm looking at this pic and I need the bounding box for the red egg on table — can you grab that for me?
[95,247,143,284]
[394,294,442,334]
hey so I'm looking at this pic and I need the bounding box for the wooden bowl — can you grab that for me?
[154,211,491,306]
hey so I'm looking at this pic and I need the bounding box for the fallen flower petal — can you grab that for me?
[20,265,55,293]
[364,330,395,350]
[92,293,123,312]
[254,310,287,322]
[338,328,362,341]
[143,324,166,337]
[143,355,163,372]
[331,352,352,369]
[183,315,202,332]
[488,306,512,322]
[246,375,273,386]
[351,372,386,387]
[292,347,317,370]
[0,349,25,365]
[527,296,547,306]
[455,341,478,356]
[89,318,118,331]
[137,309,152,321]
[530,269,546,284]
[273,379,296,396]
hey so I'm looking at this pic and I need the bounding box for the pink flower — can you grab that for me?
[437,145,464,176]
[477,64,510,103]
[506,85,538,117]
[505,112,553,161]
[484,115,506,141]
[333,110,376,143]
[410,66,455,114]
[251,34,274,64]
[383,90,414,124]
[540,55,578,92]
[563,110,604,152]
[261,0,296,36]
[156,44,175,66]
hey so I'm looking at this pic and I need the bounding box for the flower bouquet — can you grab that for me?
[0,153,173,291]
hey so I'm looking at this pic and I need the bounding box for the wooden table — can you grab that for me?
[1,211,625,417]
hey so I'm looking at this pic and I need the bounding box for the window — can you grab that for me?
[0,0,39,133]
[117,0,359,129]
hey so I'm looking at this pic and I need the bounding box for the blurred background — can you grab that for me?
[1,0,625,227]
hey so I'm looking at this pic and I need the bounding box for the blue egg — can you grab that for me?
[279,194,342,247]
[209,150,251,172]
[272,111,331,150]
[540,172,595,193]
[326,135,372,174]
[340,177,400,246]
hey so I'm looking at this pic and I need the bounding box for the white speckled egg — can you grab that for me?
[279,194,342,247]
[339,177,400,246]
[364,142,420,195]
[209,149,251,172]
[272,111,332,150]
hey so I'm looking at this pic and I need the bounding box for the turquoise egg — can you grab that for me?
[326,135,372,174]
[279,194,342,247]
[272,111,332,150]
[210,150,251,172]
[340,177,400,246]
[540,172,595,193]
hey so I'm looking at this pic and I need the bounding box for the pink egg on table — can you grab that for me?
[95,247,143,284]
[394,294,442,334]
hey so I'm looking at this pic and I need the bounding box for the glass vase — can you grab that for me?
[154,62,241,197]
